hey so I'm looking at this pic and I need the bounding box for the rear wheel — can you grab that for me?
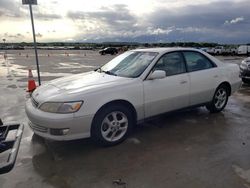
[206,85,229,113]
[91,105,133,146]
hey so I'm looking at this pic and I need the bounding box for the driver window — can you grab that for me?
[153,52,186,76]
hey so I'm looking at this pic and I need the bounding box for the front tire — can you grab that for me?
[206,85,229,113]
[91,105,133,146]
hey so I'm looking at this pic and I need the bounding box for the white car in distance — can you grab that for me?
[25,48,241,146]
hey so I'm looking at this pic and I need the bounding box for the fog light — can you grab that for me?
[50,128,69,136]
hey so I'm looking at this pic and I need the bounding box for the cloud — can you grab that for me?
[35,33,43,38]
[65,1,250,43]
[67,4,136,30]
[0,0,24,18]
[148,0,250,43]
[2,33,24,39]
[47,30,56,33]
[0,0,61,20]
[67,4,175,41]
[224,17,244,25]
[51,1,58,4]
[34,12,62,20]
[1,0,250,43]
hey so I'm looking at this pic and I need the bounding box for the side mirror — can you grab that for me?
[148,70,166,80]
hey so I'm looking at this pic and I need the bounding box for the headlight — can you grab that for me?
[240,61,248,69]
[246,61,250,70]
[39,101,83,113]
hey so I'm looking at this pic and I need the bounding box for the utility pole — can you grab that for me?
[2,38,6,51]
[22,0,41,85]
[2,39,7,59]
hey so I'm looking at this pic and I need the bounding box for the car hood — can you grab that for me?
[32,71,131,102]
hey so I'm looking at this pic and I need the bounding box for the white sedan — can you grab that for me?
[25,48,241,146]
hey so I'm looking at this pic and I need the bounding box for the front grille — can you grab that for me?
[28,121,48,133]
[31,96,39,108]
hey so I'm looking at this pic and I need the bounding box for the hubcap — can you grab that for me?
[101,111,128,142]
[214,88,227,109]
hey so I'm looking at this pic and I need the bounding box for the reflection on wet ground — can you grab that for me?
[0,50,250,188]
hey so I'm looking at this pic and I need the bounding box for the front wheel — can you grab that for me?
[206,85,229,113]
[91,105,133,146]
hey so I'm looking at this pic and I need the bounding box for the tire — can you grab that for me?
[91,104,133,146]
[206,85,229,113]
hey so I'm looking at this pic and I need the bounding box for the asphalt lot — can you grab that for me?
[0,50,250,188]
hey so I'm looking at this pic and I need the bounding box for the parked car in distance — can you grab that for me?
[207,46,238,56]
[238,45,250,55]
[240,57,250,83]
[206,48,215,54]
[229,47,238,55]
[25,48,242,146]
[214,46,224,55]
[99,47,118,55]
[200,48,208,52]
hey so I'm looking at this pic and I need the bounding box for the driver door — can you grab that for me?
[143,52,190,118]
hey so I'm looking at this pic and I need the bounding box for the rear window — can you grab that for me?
[183,51,214,72]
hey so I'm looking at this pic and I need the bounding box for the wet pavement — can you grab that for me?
[0,50,250,188]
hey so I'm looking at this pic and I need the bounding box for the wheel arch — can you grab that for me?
[91,99,138,132]
[217,81,232,96]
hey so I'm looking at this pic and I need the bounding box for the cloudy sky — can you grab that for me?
[0,0,250,43]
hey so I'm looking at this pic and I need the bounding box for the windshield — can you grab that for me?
[99,51,158,78]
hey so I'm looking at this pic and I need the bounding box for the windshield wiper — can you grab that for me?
[104,71,117,76]
[95,67,102,72]
[95,68,117,76]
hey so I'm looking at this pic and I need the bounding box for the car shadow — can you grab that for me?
[30,106,232,188]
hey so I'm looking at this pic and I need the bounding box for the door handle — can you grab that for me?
[180,80,188,84]
[214,75,218,78]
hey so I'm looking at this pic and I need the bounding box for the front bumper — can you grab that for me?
[240,67,250,79]
[25,99,94,141]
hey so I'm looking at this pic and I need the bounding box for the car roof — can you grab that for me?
[132,47,202,54]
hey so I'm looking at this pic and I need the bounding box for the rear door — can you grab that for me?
[182,51,220,106]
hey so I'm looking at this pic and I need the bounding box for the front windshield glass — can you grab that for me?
[100,51,158,78]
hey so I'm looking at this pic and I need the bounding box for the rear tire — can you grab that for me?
[91,104,133,146]
[206,85,229,113]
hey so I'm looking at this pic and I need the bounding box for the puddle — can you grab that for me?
[5,62,73,78]
[58,62,96,69]
[7,84,18,89]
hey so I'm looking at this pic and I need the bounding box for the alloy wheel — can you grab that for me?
[101,111,128,142]
[214,88,227,109]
